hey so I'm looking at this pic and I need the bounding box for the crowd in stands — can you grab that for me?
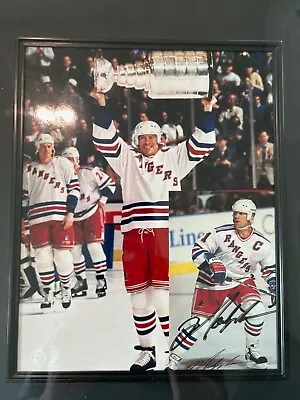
[23,46,275,210]
[169,190,275,216]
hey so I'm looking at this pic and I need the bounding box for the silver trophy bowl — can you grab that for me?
[94,50,213,99]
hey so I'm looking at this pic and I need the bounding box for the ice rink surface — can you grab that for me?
[17,269,168,372]
[17,269,278,373]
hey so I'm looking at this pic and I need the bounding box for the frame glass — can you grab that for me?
[8,39,284,382]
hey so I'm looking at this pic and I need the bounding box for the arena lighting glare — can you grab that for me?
[34,104,78,128]
[55,105,77,126]
[34,105,55,124]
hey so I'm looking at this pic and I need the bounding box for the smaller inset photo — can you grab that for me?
[168,190,280,373]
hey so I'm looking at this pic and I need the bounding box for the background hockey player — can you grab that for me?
[168,199,276,370]
[20,154,44,300]
[90,88,216,371]
[22,134,80,309]
[61,147,116,298]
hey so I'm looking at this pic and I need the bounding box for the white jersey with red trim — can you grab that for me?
[74,165,116,221]
[92,107,216,232]
[192,224,275,289]
[22,156,80,225]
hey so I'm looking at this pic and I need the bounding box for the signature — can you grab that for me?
[187,349,240,370]
[202,292,276,341]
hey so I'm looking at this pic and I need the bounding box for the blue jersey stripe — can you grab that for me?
[29,201,66,209]
[121,215,169,225]
[93,132,119,145]
[99,146,121,158]
[29,211,66,220]
[122,201,169,210]
[253,231,270,243]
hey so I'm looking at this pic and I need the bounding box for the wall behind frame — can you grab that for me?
[0,1,298,399]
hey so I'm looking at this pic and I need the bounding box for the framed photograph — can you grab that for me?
[3,0,300,398]
[8,38,284,384]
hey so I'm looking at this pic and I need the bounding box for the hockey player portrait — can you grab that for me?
[90,89,216,371]
[168,199,276,371]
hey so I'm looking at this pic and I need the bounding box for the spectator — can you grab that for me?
[265,73,273,105]
[262,52,273,79]
[252,190,275,208]
[253,95,267,132]
[161,111,185,145]
[60,79,85,118]
[81,56,95,95]
[218,93,244,133]
[25,47,55,80]
[37,76,59,107]
[24,120,43,158]
[220,60,241,91]
[56,55,79,92]
[251,131,274,189]
[212,80,225,110]
[244,63,264,94]
[74,118,94,163]
[159,111,169,127]
[139,112,149,122]
[206,192,232,212]
[210,135,237,189]
[111,57,119,71]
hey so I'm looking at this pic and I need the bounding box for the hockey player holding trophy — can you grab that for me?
[90,50,217,371]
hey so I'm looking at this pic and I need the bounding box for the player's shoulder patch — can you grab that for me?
[253,229,271,243]
[215,223,235,233]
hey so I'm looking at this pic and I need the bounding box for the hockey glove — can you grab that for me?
[201,253,227,284]
[267,276,276,307]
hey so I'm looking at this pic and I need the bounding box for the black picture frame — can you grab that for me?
[11,38,283,383]
[0,1,298,399]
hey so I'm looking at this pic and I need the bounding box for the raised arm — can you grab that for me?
[90,89,128,177]
[176,97,217,179]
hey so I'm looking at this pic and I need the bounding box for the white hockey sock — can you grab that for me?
[34,246,55,290]
[54,248,74,289]
[71,245,86,279]
[170,315,208,361]
[242,299,265,347]
[87,242,107,278]
[131,290,156,348]
[149,287,169,340]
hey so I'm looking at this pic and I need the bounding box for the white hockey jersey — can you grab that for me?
[22,156,80,225]
[192,224,276,289]
[92,107,216,232]
[74,165,116,221]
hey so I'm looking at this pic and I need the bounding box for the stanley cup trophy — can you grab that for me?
[94,50,214,99]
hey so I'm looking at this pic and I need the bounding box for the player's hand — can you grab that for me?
[89,88,106,106]
[208,258,227,284]
[201,96,217,112]
[267,276,276,307]
[62,212,74,230]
